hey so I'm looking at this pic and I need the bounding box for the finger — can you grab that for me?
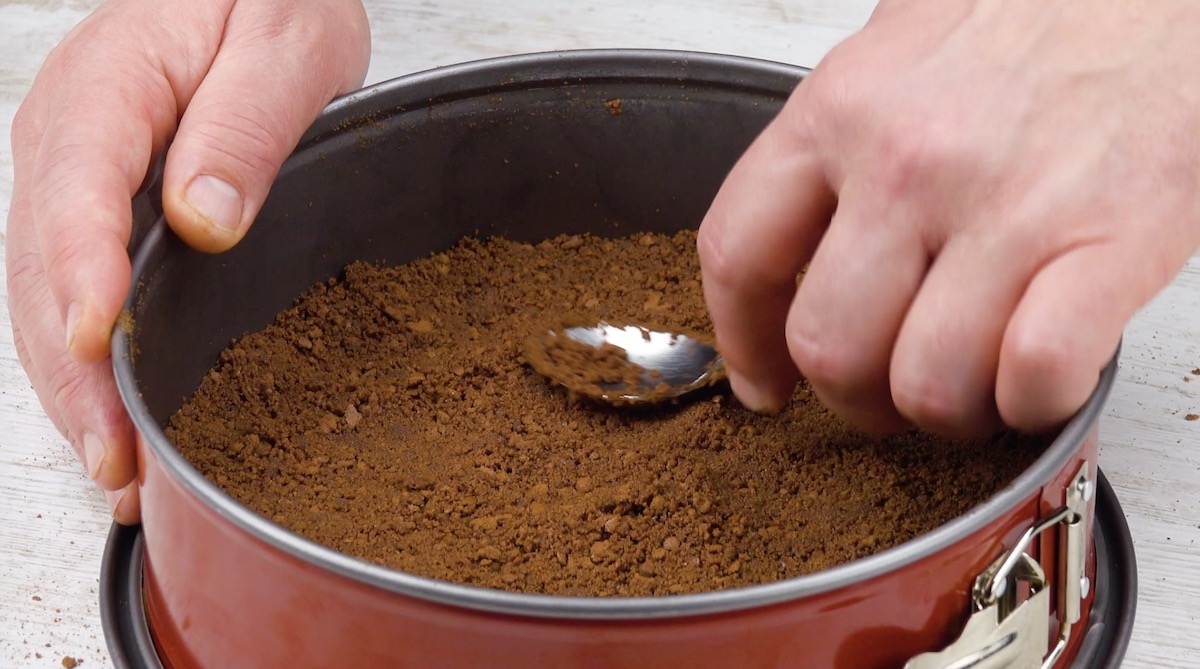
[108,480,142,526]
[12,276,137,493]
[997,239,1176,431]
[11,306,138,494]
[25,60,179,363]
[12,325,67,439]
[786,180,929,433]
[698,107,836,412]
[889,226,1034,435]
[31,137,140,364]
[7,187,138,493]
[162,1,371,253]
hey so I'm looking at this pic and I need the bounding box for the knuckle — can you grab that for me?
[802,38,858,104]
[38,32,86,85]
[787,327,866,397]
[251,5,345,68]
[187,113,286,179]
[891,374,972,431]
[797,36,879,134]
[41,231,104,285]
[49,358,89,431]
[697,222,798,291]
[804,70,854,121]
[239,2,370,93]
[10,99,44,154]
[32,136,89,193]
[874,123,960,197]
[6,247,46,300]
[27,180,131,291]
[5,248,62,327]
[1005,330,1072,384]
[803,50,973,206]
[696,225,738,287]
[33,139,124,212]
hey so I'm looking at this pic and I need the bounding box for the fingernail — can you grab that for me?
[729,371,781,413]
[83,432,107,480]
[65,300,82,352]
[184,175,244,233]
[105,488,126,517]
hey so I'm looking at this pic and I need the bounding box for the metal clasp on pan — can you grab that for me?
[904,462,1093,669]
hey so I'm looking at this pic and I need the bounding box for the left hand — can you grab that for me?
[7,0,371,522]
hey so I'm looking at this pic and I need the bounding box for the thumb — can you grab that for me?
[162,0,370,253]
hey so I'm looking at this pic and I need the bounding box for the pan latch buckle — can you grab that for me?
[904,461,1092,669]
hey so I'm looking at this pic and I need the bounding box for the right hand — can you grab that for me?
[6,0,371,523]
[698,0,1200,437]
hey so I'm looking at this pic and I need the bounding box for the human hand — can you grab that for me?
[7,0,370,522]
[699,0,1200,436]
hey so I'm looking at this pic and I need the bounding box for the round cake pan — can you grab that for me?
[112,49,1133,668]
[100,471,1137,669]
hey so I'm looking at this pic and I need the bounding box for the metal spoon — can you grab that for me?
[525,321,726,404]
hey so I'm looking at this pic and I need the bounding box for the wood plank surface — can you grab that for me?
[1,1,1194,667]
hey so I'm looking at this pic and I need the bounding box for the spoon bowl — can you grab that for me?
[525,322,726,404]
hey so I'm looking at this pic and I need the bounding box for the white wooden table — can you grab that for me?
[1,1,1196,667]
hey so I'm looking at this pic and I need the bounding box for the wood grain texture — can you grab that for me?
[1,1,1195,667]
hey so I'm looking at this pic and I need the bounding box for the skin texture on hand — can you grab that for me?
[699,0,1200,436]
[6,0,371,523]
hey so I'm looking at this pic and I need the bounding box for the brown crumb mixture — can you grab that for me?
[523,322,719,404]
[525,327,649,400]
[167,230,1048,597]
